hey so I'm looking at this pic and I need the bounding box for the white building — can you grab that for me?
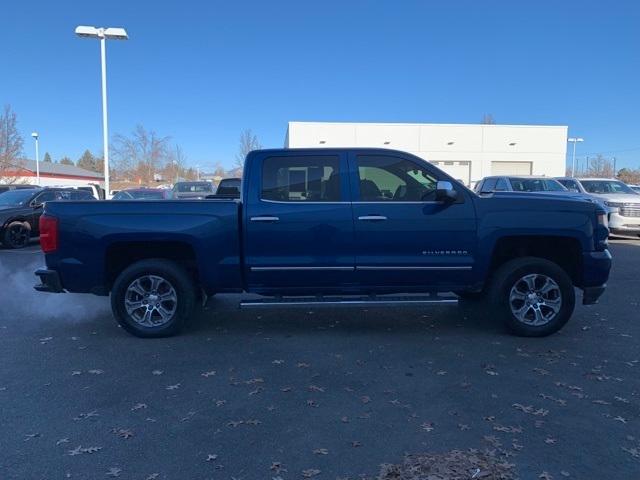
[285,121,568,186]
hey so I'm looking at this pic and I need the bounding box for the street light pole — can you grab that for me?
[31,132,40,186]
[75,26,128,199]
[100,35,110,199]
[568,137,584,177]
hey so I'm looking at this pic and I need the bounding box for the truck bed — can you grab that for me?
[43,199,242,295]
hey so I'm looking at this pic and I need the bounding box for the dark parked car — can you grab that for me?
[36,148,610,339]
[0,184,36,195]
[0,188,95,249]
[172,181,214,199]
[112,188,174,200]
[205,178,242,199]
[215,178,241,197]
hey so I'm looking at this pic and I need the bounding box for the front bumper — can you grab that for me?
[608,211,640,234]
[580,249,611,305]
[34,269,64,293]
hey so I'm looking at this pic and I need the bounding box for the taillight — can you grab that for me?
[39,215,58,253]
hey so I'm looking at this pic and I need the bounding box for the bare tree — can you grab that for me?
[480,114,496,125]
[213,161,226,178]
[617,168,640,185]
[112,125,171,183]
[234,129,261,169]
[586,154,614,178]
[162,145,188,183]
[0,105,25,184]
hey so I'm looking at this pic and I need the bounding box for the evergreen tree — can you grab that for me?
[77,150,96,171]
[59,156,74,165]
[42,152,52,163]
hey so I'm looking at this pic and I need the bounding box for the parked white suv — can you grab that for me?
[556,177,640,237]
[47,183,105,200]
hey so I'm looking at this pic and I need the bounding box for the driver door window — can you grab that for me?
[356,155,438,201]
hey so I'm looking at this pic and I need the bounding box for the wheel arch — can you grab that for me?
[487,235,583,286]
[105,241,200,290]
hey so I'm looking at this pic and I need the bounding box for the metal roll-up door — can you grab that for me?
[491,161,532,176]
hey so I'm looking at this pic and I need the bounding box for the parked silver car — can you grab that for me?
[556,177,640,237]
[474,176,569,195]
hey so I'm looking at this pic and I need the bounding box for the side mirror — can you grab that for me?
[435,181,458,202]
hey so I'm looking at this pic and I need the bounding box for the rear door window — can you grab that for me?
[261,156,341,202]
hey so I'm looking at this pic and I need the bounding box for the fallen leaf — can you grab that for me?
[106,467,121,477]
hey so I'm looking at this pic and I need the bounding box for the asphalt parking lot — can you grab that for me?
[0,240,639,479]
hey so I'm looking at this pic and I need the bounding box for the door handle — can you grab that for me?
[358,215,387,221]
[250,216,280,222]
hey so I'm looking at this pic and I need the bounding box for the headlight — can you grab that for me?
[597,212,608,228]
[604,201,623,208]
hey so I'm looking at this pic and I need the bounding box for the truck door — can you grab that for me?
[348,152,477,289]
[244,151,355,292]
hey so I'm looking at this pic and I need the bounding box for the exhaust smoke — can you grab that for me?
[0,257,109,325]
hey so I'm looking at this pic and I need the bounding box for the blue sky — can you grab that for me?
[1,0,639,171]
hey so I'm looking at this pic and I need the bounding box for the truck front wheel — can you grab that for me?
[488,257,575,337]
[111,259,195,338]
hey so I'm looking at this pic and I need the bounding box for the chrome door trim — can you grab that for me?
[250,216,280,222]
[356,266,472,271]
[358,215,388,221]
[250,266,355,272]
[260,199,351,205]
[351,201,442,204]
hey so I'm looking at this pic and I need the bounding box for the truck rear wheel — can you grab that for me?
[111,259,195,338]
[488,257,575,337]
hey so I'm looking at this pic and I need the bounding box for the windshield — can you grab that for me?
[509,178,567,192]
[580,180,635,195]
[175,182,213,193]
[0,189,38,206]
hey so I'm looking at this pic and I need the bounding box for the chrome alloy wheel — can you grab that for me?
[509,273,562,326]
[124,275,178,327]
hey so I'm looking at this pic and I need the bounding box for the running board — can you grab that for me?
[240,294,458,309]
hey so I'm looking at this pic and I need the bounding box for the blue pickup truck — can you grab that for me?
[34,148,611,338]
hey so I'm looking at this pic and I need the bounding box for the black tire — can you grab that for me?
[487,257,575,337]
[110,259,196,338]
[2,221,31,249]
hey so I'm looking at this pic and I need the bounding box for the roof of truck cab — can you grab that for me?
[252,147,419,155]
